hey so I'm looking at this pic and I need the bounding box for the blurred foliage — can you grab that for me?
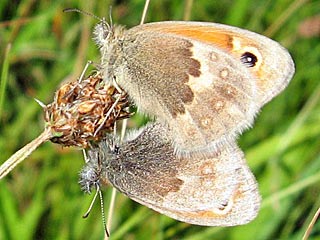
[0,0,319,239]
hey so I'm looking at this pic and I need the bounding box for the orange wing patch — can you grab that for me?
[161,26,234,51]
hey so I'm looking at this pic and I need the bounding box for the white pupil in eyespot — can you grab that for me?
[241,52,258,67]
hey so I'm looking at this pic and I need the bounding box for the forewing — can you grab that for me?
[114,24,262,155]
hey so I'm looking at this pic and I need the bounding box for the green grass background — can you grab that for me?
[0,0,319,239]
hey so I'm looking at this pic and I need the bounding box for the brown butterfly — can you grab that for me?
[80,122,260,226]
[94,21,294,157]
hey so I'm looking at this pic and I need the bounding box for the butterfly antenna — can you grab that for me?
[82,187,99,218]
[63,8,102,22]
[97,184,109,237]
[82,183,109,237]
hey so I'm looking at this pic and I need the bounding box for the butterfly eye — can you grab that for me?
[240,52,258,67]
[79,165,100,194]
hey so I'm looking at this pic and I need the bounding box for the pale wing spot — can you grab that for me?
[201,119,209,126]
[226,86,234,95]
[214,100,225,111]
[191,189,202,199]
[200,161,216,175]
[213,199,234,215]
[202,178,214,188]
[210,51,219,61]
[200,118,213,129]
[220,68,229,79]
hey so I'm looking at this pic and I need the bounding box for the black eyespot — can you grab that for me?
[241,52,258,67]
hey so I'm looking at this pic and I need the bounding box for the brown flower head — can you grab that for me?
[44,73,132,148]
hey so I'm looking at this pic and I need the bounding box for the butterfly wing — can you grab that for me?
[130,21,295,106]
[101,21,294,156]
[102,123,260,226]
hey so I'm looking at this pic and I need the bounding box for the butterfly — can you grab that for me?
[80,122,260,226]
[94,21,294,157]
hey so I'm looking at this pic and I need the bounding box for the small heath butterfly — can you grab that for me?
[80,122,260,226]
[93,21,295,157]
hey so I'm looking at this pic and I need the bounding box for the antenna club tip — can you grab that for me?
[63,8,78,13]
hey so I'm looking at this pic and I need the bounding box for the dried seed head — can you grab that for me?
[44,73,132,148]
